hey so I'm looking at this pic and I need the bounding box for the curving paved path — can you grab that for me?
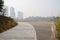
[0,22,37,40]
[25,21,54,40]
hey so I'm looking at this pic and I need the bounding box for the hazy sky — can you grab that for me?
[4,0,60,18]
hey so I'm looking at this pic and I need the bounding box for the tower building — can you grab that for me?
[10,7,16,18]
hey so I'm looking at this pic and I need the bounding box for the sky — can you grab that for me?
[4,0,60,18]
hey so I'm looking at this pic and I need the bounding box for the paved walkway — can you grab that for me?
[0,22,37,40]
[26,21,54,40]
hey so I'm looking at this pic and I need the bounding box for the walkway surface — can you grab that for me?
[25,21,55,40]
[0,22,37,40]
[0,21,56,40]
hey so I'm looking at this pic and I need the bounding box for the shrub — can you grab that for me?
[0,15,18,33]
[55,17,60,40]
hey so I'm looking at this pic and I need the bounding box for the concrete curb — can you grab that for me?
[51,23,57,40]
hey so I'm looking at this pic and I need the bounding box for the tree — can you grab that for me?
[0,0,4,12]
[0,0,4,16]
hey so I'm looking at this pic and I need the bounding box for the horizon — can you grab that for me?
[4,0,60,18]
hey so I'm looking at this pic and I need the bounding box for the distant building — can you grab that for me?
[17,11,23,20]
[10,7,16,18]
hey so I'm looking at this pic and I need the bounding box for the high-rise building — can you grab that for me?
[10,7,16,18]
[17,11,23,20]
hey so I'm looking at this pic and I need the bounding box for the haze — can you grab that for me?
[4,0,60,18]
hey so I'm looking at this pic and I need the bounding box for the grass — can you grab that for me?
[0,15,18,33]
[55,17,60,40]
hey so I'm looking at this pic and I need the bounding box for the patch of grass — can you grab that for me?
[0,15,18,33]
[55,17,60,40]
